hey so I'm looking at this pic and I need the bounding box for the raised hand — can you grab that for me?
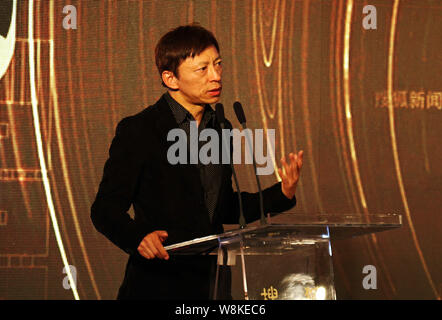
[278,150,304,200]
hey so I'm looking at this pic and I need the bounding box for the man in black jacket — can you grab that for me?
[91,24,304,299]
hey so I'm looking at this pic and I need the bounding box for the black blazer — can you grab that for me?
[91,94,297,299]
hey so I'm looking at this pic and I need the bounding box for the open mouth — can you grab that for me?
[208,87,222,96]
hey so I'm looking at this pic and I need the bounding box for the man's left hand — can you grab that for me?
[278,150,304,200]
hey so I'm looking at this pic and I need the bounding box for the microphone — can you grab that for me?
[215,103,246,229]
[233,101,246,125]
[233,101,266,226]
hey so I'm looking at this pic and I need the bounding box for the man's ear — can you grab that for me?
[161,71,179,90]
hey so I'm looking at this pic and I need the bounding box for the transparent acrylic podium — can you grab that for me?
[164,213,402,300]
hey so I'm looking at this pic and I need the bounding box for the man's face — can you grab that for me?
[171,45,222,106]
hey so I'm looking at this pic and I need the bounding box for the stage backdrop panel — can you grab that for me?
[0,0,441,299]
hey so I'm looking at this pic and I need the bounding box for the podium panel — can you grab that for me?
[165,214,402,300]
[214,236,335,300]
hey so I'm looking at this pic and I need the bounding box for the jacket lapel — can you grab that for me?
[150,95,203,198]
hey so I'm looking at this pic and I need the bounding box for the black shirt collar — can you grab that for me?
[163,91,215,127]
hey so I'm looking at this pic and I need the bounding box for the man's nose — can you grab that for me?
[208,65,222,81]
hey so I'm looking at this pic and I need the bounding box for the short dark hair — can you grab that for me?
[155,24,220,88]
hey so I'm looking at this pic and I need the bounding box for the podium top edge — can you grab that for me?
[264,213,402,226]
[164,214,402,251]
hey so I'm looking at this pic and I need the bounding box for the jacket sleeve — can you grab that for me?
[90,117,151,255]
[219,119,297,224]
[221,180,297,224]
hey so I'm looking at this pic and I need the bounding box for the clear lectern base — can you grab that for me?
[213,235,335,300]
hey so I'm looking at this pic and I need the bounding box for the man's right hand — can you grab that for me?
[137,230,169,260]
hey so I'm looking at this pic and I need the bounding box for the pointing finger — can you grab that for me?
[297,150,304,170]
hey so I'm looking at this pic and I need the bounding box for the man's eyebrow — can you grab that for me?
[195,56,222,67]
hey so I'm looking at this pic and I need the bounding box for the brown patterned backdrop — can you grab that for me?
[0,0,441,299]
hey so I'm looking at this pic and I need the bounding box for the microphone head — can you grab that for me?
[215,103,226,126]
[233,101,247,124]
